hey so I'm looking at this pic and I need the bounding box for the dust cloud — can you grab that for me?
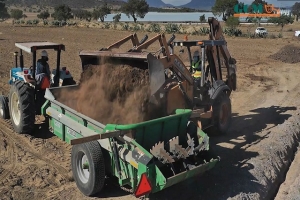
[55,63,165,124]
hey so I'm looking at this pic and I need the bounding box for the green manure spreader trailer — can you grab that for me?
[41,86,219,198]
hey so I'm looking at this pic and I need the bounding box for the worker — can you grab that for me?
[35,50,51,115]
[191,50,202,86]
[36,50,51,80]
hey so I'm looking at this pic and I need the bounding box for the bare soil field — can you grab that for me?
[0,22,300,200]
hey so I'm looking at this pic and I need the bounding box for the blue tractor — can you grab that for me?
[0,41,76,134]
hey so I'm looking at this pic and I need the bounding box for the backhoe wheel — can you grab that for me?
[9,80,35,134]
[0,95,9,119]
[212,92,232,134]
[71,141,105,197]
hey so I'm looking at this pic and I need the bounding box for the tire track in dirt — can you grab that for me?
[0,119,70,181]
[0,130,17,182]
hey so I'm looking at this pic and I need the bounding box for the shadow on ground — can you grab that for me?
[147,105,296,199]
[32,117,55,139]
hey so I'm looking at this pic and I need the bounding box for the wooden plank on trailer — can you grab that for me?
[70,130,122,145]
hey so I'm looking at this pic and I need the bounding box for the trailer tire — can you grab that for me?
[212,92,231,134]
[71,141,105,197]
[0,95,10,119]
[9,80,35,134]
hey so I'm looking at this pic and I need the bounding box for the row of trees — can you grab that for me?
[1,0,300,26]
[0,0,149,23]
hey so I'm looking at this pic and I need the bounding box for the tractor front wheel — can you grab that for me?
[9,80,35,134]
[212,92,232,134]
[71,141,105,197]
[0,95,9,119]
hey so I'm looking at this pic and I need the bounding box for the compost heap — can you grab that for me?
[268,45,300,63]
[56,63,165,124]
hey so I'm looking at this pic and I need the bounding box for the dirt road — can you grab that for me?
[0,23,300,200]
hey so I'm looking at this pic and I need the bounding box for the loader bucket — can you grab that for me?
[79,51,166,96]
[147,53,166,96]
[103,109,219,195]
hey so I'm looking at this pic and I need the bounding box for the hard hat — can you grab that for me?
[193,50,199,57]
[41,50,48,57]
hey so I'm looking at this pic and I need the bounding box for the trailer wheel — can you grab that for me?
[212,92,232,134]
[71,141,105,196]
[9,80,35,134]
[0,95,9,119]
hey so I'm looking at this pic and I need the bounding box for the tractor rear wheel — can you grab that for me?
[71,141,105,197]
[9,80,35,134]
[0,95,9,119]
[212,92,232,134]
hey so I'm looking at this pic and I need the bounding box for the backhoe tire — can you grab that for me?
[71,141,105,197]
[0,95,9,119]
[212,92,232,134]
[9,80,35,134]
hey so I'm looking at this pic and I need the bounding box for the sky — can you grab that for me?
[162,0,296,7]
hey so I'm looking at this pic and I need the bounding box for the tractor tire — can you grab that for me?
[0,95,9,119]
[212,92,232,134]
[71,141,105,197]
[9,80,35,134]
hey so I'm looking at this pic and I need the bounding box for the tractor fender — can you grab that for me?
[209,80,231,100]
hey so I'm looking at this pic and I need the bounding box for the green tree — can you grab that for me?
[0,0,9,20]
[37,10,50,20]
[225,16,240,29]
[121,0,149,23]
[92,2,111,22]
[113,13,121,22]
[10,9,23,20]
[52,4,73,21]
[291,2,300,21]
[212,0,238,21]
[199,14,205,22]
[268,14,294,31]
[73,9,92,21]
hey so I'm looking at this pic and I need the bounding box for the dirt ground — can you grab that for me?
[1,22,300,200]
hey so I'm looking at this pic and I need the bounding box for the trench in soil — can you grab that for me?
[269,133,300,199]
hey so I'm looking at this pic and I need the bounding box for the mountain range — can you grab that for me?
[5,0,215,10]
[146,0,215,10]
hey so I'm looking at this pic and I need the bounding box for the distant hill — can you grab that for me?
[178,0,215,10]
[5,0,125,8]
[122,0,173,8]
[4,0,214,10]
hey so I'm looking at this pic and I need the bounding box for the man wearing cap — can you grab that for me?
[36,50,51,80]
[35,50,51,115]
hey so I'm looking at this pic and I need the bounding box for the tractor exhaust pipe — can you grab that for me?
[19,49,24,70]
[14,51,18,68]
